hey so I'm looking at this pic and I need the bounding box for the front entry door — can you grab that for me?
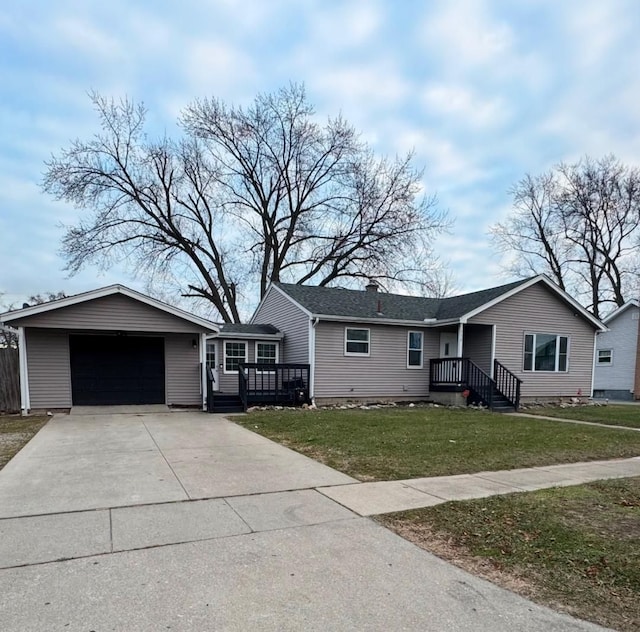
[440,333,458,358]
[439,332,460,382]
[206,340,220,391]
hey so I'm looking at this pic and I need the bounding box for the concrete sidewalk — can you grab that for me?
[0,411,613,631]
[318,456,640,516]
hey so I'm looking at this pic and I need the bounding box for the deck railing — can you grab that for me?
[238,363,310,411]
[430,357,465,384]
[493,360,521,410]
[430,357,522,411]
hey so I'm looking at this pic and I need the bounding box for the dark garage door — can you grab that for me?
[70,335,165,405]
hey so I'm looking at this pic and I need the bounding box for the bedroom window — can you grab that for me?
[224,341,247,373]
[345,328,370,356]
[256,342,278,372]
[523,334,568,372]
[407,331,423,368]
[597,349,612,365]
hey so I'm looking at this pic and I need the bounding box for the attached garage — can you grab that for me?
[69,335,166,405]
[0,285,218,412]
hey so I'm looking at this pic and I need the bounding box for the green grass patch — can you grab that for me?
[525,404,640,428]
[0,414,48,469]
[379,478,640,631]
[235,407,640,480]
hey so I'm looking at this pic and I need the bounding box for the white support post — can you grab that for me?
[490,324,497,378]
[17,327,30,415]
[200,332,207,411]
[457,322,464,358]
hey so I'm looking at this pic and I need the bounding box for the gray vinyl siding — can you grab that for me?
[26,328,72,409]
[11,294,204,333]
[165,334,201,406]
[594,306,639,394]
[313,322,438,399]
[469,282,596,398]
[252,288,309,363]
[464,324,493,374]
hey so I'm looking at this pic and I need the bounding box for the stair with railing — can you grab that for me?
[429,357,521,412]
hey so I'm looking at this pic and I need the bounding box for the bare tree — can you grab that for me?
[491,155,640,319]
[43,85,448,322]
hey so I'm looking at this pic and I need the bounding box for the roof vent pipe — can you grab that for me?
[365,280,379,292]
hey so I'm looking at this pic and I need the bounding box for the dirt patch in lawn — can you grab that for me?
[0,415,48,469]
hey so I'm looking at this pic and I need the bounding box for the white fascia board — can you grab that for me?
[459,275,607,331]
[1,284,219,332]
[602,300,640,325]
[215,331,284,340]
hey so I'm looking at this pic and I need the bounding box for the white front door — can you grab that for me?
[206,340,220,391]
[440,333,458,358]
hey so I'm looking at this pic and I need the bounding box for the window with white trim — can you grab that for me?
[407,331,423,368]
[597,349,612,365]
[345,328,370,356]
[224,341,247,373]
[255,341,278,372]
[524,334,568,372]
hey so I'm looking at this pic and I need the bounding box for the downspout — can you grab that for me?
[309,317,319,403]
[18,327,30,415]
[200,332,208,411]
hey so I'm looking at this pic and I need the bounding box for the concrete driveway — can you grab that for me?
[0,410,607,631]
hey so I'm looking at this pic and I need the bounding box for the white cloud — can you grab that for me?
[422,84,509,129]
[420,0,514,70]
[52,16,124,60]
[183,39,258,97]
[307,0,383,51]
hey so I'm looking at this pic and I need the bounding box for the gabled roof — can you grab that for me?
[0,284,219,332]
[216,323,283,339]
[268,275,605,331]
[602,299,640,325]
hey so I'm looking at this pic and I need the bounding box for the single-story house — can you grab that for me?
[2,275,607,414]
[593,300,640,401]
[251,275,606,407]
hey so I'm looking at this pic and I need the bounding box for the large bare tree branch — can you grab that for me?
[44,85,449,322]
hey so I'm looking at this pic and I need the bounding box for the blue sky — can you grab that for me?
[2,0,640,317]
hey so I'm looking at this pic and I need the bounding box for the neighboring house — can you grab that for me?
[0,286,219,413]
[593,300,640,401]
[252,275,606,407]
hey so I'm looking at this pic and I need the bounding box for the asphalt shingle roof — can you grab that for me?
[219,323,281,335]
[275,278,534,323]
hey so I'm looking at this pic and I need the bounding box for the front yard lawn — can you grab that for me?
[524,404,640,429]
[0,414,48,469]
[236,407,640,481]
[379,477,640,632]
